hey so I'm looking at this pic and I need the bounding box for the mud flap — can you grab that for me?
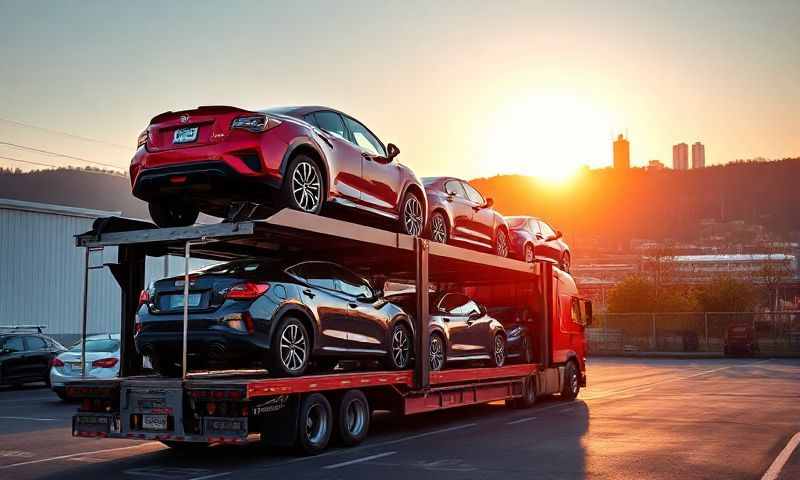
[258,394,301,448]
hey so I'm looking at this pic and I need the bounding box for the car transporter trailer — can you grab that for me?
[67,208,588,454]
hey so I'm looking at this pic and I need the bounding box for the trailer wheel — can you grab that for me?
[507,377,536,409]
[296,393,332,455]
[334,390,370,447]
[560,361,580,401]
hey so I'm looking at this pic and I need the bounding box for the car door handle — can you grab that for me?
[361,152,372,160]
[348,302,359,308]
[442,317,450,322]
[302,288,316,298]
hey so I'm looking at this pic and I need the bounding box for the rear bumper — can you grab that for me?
[135,329,268,367]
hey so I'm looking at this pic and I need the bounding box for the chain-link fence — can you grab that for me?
[588,312,800,355]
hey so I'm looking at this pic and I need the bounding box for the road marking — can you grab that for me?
[582,360,770,400]
[0,416,56,422]
[0,442,160,470]
[761,431,800,480]
[188,472,231,480]
[506,416,537,425]
[322,451,397,469]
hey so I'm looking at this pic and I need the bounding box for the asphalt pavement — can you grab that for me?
[1,358,798,480]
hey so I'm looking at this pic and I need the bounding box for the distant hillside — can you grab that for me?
[470,158,800,251]
[0,167,149,218]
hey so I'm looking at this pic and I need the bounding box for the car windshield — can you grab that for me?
[69,339,119,353]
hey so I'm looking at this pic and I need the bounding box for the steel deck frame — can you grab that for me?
[75,208,544,389]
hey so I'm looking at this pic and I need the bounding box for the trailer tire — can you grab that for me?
[334,389,370,447]
[560,361,580,401]
[296,393,332,455]
[507,377,536,409]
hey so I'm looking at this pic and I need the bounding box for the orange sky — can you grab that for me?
[1,1,798,181]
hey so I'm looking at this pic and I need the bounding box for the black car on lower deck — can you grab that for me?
[135,259,414,377]
[385,291,511,370]
[0,328,66,387]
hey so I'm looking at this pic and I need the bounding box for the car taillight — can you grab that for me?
[231,115,281,133]
[138,289,150,306]
[137,129,149,148]
[92,357,119,369]
[51,357,64,367]
[225,283,269,300]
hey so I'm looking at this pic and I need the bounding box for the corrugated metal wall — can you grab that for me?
[0,203,215,343]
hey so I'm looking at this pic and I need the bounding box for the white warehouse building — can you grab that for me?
[0,198,209,344]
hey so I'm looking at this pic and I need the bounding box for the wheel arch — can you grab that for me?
[280,139,330,199]
[400,182,427,220]
[268,303,319,353]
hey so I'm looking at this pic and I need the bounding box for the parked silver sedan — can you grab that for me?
[50,334,120,400]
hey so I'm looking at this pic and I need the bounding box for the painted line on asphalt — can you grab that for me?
[506,416,537,425]
[761,431,800,480]
[188,472,231,480]
[322,451,397,470]
[0,416,57,422]
[0,442,160,470]
[581,359,770,400]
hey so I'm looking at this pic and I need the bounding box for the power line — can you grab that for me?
[0,117,131,150]
[0,141,126,171]
[0,154,62,170]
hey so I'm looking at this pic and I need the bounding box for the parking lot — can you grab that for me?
[1,358,798,480]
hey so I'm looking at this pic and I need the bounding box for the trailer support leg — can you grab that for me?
[414,237,430,389]
[80,247,89,378]
[182,241,191,380]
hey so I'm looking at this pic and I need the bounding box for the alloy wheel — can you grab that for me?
[429,335,445,371]
[494,335,505,367]
[291,161,322,212]
[279,323,307,372]
[391,325,411,368]
[496,230,509,257]
[403,195,424,236]
[430,213,448,243]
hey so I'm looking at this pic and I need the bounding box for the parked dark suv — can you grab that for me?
[422,177,510,257]
[0,327,65,387]
[135,259,414,377]
[131,105,426,236]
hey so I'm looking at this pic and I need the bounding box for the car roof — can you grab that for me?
[506,215,541,222]
[263,105,348,118]
[422,176,464,185]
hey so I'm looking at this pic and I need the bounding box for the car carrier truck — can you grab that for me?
[67,208,591,454]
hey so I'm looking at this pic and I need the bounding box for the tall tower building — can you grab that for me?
[613,134,630,169]
[692,142,705,169]
[672,143,688,170]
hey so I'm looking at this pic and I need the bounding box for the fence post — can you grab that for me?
[704,312,709,352]
[651,314,657,351]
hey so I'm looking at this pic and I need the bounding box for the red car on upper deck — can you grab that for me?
[130,106,426,235]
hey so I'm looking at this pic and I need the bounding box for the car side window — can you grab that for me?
[444,180,466,198]
[438,293,476,315]
[25,336,47,350]
[313,111,348,140]
[3,336,24,352]
[461,182,484,205]
[330,264,374,299]
[528,219,541,234]
[539,221,555,238]
[303,113,320,128]
[288,262,336,291]
[342,116,386,156]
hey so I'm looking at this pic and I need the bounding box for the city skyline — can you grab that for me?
[0,1,798,181]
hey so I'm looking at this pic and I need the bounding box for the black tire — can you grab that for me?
[429,333,446,371]
[507,377,537,409]
[334,390,370,447]
[524,243,535,263]
[296,393,333,455]
[55,389,69,401]
[492,334,506,367]
[148,201,199,228]
[386,323,412,370]
[160,440,210,450]
[560,361,580,401]
[429,211,449,244]
[561,252,571,272]
[399,191,424,236]
[495,228,509,258]
[269,316,311,377]
[282,155,324,214]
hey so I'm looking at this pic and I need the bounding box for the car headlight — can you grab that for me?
[231,115,281,133]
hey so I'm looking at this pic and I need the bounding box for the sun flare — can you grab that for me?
[483,93,614,183]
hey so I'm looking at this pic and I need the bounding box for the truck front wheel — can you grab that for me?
[560,361,580,401]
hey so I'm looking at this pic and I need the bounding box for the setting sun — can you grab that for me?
[483,93,615,183]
